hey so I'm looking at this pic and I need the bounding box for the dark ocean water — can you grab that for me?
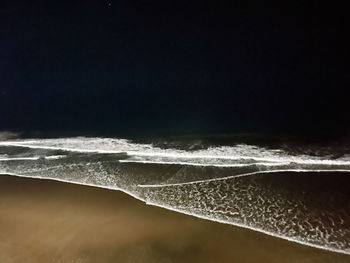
[0,133,349,254]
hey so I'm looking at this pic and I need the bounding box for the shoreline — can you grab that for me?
[1,174,349,262]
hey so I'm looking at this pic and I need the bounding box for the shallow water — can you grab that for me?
[0,135,349,254]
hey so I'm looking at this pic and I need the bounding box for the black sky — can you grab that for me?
[0,1,349,138]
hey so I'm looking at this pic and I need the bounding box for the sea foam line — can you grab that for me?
[0,157,41,161]
[1,141,350,165]
[0,155,66,161]
[138,169,350,188]
[119,159,290,167]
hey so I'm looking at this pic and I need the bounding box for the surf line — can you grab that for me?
[119,159,289,167]
[0,155,66,161]
[137,169,350,188]
[1,141,350,166]
[0,140,350,165]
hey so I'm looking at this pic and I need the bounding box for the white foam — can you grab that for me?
[1,137,350,255]
[44,155,67,160]
[0,155,66,161]
[138,169,350,188]
[1,172,348,255]
[143,200,350,255]
[119,159,290,167]
[1,138,350,167]
[0,157,41,161]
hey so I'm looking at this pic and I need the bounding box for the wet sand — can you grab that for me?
[0,175,349,263]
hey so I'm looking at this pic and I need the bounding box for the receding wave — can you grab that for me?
[0,137,350,255]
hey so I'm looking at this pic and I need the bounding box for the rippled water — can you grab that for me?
[0,136,349,254]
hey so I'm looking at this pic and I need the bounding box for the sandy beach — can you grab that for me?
[0,174,349,263]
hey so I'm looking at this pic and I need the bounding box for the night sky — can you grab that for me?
[1,1,349,138]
